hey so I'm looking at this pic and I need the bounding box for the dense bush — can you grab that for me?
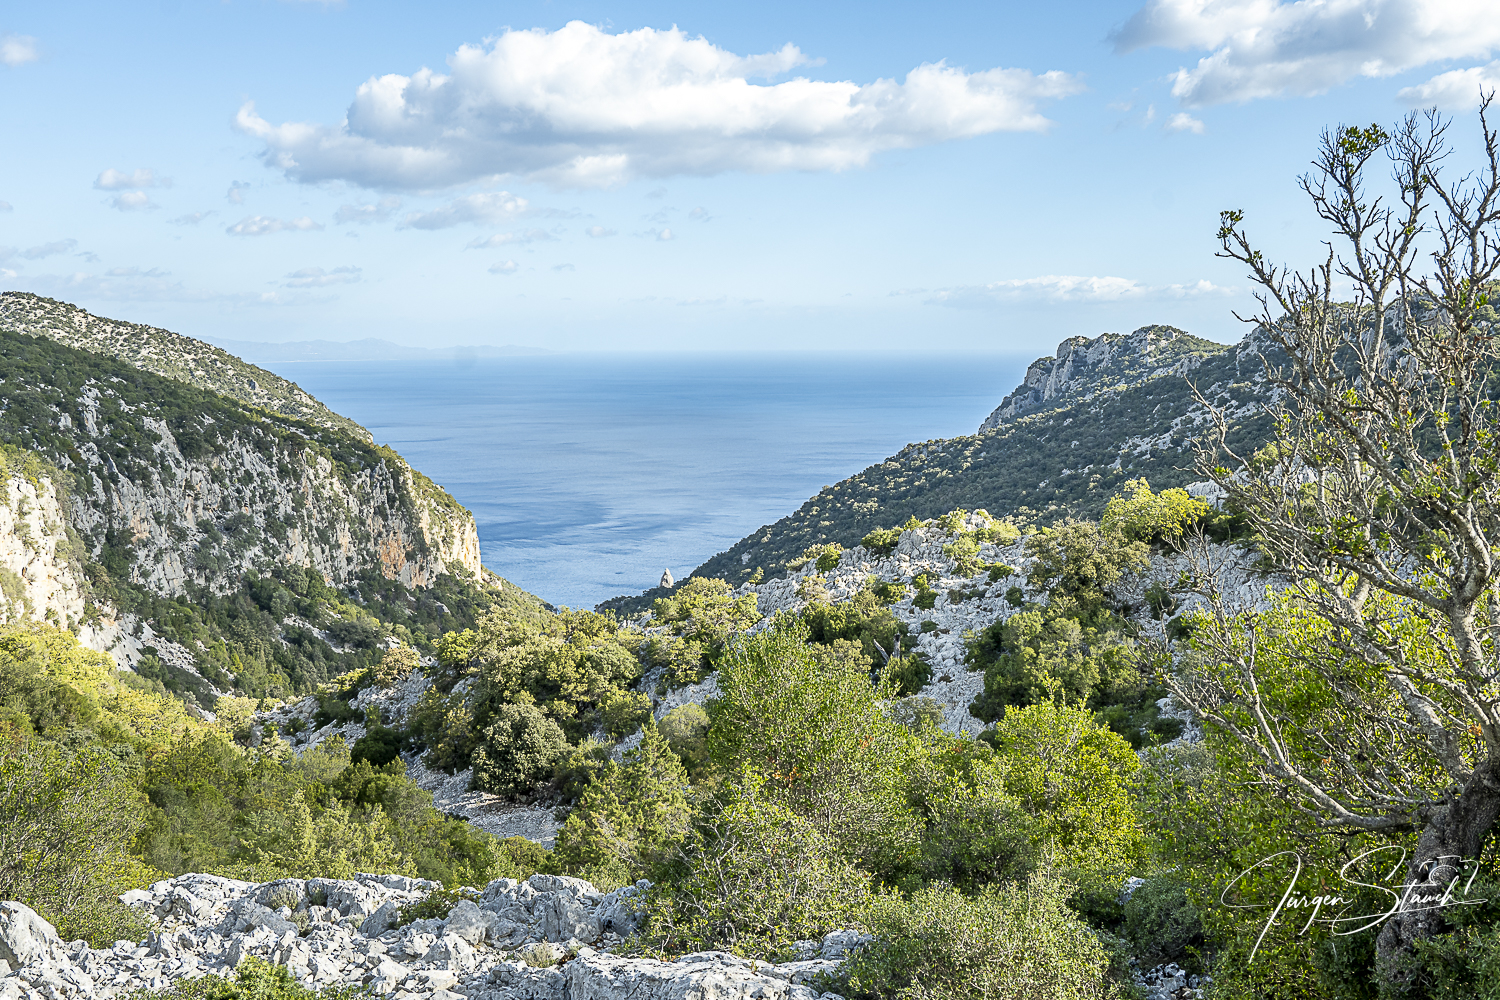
[1101,478,1209,543]
[642,771,874,958]
[470,703,571,797]
[842,876,1116,1000]
[140,957,366,999]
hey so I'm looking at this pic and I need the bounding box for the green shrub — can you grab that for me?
[872,580,908,604]
[396,885,480,927]
[841,876,1115,1000]
[817,545,845,573]
[602,691,652,739]
[913,575,938,611]
[861,526,903,556]
[886,654,932,697]
[552,727,692,881]
[1101,478,1209,543]
[658,703,711,775]
[350,723,406,767]
[642,770,874,959]
[469,703,570,797]
[1123,877,1203,968]
[988,563,1016,582]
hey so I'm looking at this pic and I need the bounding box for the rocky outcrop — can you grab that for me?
[0,461,87,630]
[0,875,857,1000]
[978,325,1228,432]
[0,321,482,597]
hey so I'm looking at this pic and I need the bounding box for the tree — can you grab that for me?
[1181,98,1500,987]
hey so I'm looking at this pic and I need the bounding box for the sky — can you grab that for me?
[1,0,1498,354]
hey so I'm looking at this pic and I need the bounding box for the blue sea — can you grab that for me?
[270,353,1027,609]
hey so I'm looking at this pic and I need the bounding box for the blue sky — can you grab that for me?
[1,0,1496,353]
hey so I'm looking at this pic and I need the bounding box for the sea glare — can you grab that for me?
[269,352,1027,609]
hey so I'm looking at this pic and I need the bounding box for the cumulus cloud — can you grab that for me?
[227,215,323,236]
[925,274,1232,307]
[170,212,212,225]
[95,168,171,190]
[586,226,616,237]
[656,228,674,241]
[334,195,401,224]
[234,21,1083,189]
[1113,0,1500,106]
[20,239,77,260]
[1399,60,1500,108]
[1,33,38,67]
[111,190,156,211]
[465,229,554,248]
[1166,112,1205,133]
[401,192,530,229]
[283,265,361,287]
[488,260,519,274]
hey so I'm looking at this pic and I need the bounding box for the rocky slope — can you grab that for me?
[0,320,481,598]
[0,452,88,631]
[0,874,857,1000]
[649,324,1274,605]
[978,325,1229,430]
[0,293,366,440]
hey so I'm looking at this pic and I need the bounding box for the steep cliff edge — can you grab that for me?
[0,323,481,597]
[978,325,1229,431]
[0,449,88,630]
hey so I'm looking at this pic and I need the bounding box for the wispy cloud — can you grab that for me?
[169,212,213,225]
[1,33,38,67]
[227,181,251,205]
[488,260,519,274]
[586,226,616,238]
[334,195,401,224]
[924,274,1234,307]
[401,192,531,230]
[1166,112,1204,134]
[465,229,554,249]
[0,201,12,212]
[227,215,323,236]
[20,239,78,260]
[1399,60,1500,109]
[95,168,171,190]
[283,265,361,287]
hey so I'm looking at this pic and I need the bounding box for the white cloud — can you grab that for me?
[283,265,361,287]
[1166,112,1205,133]
[552,263,575,272]
[20,239,77,260]
[401,192,530,229]
[169,212,213,225]
[235,21,1083,189]
[95,167,170,190]
[1,33,38,67]
[105,266,170,278]
[465,229,554,248]
[0,201,11,212]
[1113,0,1500,106]
[586,226,616,237]
[1399,60,1500,108]
[926,274,1233,307]
[334,195,401,224]
[488,260,519,274]
[657,228,674,241]
[227,215,323,236]
[111,190,156,211]
[227,181,251,204]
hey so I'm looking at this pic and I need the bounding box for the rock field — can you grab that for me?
[0,873,860,1000]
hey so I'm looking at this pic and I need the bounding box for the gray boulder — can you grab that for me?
[444,900,489,945]
[0,902,64,970]
[360,901,403,937]
[543,895,599,944]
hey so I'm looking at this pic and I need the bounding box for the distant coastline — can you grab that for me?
[204,336,552,363]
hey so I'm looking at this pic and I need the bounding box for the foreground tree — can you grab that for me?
[1177,97,1500,989]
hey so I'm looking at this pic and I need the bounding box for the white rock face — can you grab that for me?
[0,874,857,1000]
[0,470,87,630]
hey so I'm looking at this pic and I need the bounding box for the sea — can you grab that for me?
[268,352,1029,610]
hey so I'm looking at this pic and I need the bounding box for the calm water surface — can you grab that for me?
[270,353,1026,609]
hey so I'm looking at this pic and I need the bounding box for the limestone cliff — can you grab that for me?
[0,318,482,598]
[0,452,88,630]
[978,325,1229,431]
